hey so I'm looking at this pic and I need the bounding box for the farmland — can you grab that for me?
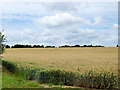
[3,47,118,74]
[2,47,118,89]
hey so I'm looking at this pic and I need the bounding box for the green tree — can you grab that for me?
[0,31,6,89]
[0,31,6,54]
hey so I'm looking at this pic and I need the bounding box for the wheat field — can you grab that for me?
[3,47,118,74]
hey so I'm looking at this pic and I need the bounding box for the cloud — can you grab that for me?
[36,13,87,28]
[93,17,102,25]
[35,13,103,29]
[2,2,117,20]
[1,2,118,47]
[5,25,117,47]
[113,24,119,29]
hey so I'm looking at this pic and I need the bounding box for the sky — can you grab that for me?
[0,1,118,47]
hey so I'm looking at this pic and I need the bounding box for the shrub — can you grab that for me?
[2,60,118,89]
[2,60,17,73]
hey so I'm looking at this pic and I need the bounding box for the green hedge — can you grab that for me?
[2,60,18,73]
[2,60,118,89]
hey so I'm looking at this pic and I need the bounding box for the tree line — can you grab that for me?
[6,44,105,48]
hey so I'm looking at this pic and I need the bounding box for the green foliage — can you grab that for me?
[35,69,77,85]
[76,70,118,89]
[2,60,17,73]
[2,72,44,88]
[2,60,118,89]
[16,67,38,80]
[0,31,6,54]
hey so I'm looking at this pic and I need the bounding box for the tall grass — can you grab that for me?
[2,60,118,89]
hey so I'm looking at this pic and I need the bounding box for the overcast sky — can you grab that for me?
[1,2,118,47]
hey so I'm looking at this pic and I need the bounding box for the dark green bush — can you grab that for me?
[35,70,77,85]
[2,60,18,73]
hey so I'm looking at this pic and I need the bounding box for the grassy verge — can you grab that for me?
[2,67,44,88]
[2,67,82,89]
[2,60,118,89]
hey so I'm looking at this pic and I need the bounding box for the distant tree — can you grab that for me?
[11,44,32,48]
[33,45,44,48]
[6,45,10,48]
[83,45,87,47]
[25,45,32,48]
[33,45,38,48]
[71,45,80,47]
[81,44,104,47]
[59,45,70,48]
[41,45,44,48]
[45,45,55,48]
[11,44,22,48]
[74,45,80,47]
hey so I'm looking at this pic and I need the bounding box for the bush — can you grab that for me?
[35,70,77,85]
[2,60,17,73]
[2,60,118,89]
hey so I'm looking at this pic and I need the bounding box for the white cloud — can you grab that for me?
[6,25,117,47]
[93,17,102,25]
[1,2,118,47]
[1,2,117,20]
[35,13,103,29]
[113,24,119,28]
[36,13,89,28]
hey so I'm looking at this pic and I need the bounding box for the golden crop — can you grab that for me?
[3,47,118,74]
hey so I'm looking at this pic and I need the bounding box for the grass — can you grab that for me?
[2,66,82,89]
[2,67,44,88]
[2,73,41,88]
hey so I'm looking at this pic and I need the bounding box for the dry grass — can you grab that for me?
[3,47,118,74]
